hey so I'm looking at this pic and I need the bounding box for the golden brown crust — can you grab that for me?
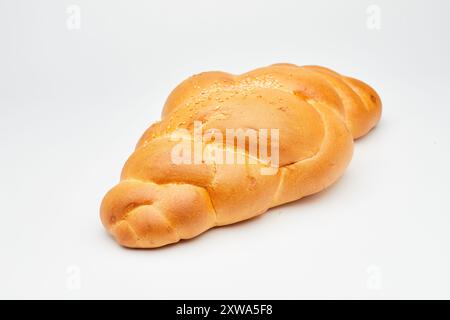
[100,63,382,248]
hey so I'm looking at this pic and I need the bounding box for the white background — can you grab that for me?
[1,0,450,299]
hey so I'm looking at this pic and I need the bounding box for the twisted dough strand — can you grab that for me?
[100,64,381,248]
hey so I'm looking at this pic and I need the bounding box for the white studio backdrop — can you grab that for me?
[0,0,449,299]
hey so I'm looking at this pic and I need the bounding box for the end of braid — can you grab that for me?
[100,180,216,248]
[303,65,382,139]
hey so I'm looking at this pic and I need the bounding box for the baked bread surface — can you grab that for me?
[100,63,382,248]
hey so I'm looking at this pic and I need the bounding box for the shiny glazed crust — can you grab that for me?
[100,63,382,248]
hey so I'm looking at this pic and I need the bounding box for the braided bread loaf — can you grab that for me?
[100,63,382,248]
